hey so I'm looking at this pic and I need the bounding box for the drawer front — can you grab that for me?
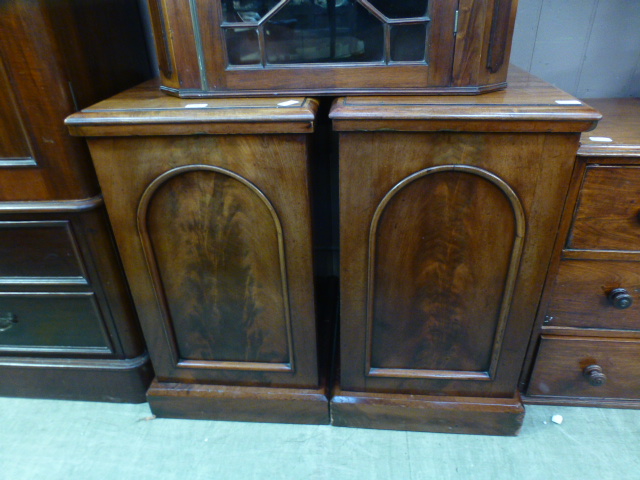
[547,259,640,331]
[0,293,112,354]
[569,166,640,251]
[528,336,640,399]
[0,221,87,284]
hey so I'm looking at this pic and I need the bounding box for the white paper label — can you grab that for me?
[555,100,582,105]
[185,103,208,108]
[589,136,614,142]
[277,100,301,107]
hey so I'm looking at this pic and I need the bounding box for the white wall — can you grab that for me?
[511,0,640,98]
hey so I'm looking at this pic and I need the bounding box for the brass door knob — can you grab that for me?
[583,364,607,387]
[608,288,633,309]
[0,312,17,332]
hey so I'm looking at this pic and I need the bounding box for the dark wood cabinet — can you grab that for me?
[67,84,329,424]
[330,68,600,435]
[524,98,640,409]
[147,0,517,97]
[0,0,153,402]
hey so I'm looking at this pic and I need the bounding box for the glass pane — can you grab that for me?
[225,28,261,65]
[221,0,281,23]
[366,0,428,19]
[390,24,427,62]
[264,0,384,64]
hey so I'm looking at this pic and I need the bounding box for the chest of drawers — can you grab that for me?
[0,0,153,402]
[524,98,640,407]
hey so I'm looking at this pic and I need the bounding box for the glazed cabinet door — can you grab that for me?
[87,134,319,388]
[339,131,578,397]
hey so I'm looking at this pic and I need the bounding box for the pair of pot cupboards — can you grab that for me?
[5,0,610,435]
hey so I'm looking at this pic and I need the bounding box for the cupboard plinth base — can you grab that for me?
[523,395,640,410]
[330,387,525,436]
[147,380,330,425]
[0,354,152,403]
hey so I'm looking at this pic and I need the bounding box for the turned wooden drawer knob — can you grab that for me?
[0,312,17,332]
[583,365,607,387]
[608,288,633,309]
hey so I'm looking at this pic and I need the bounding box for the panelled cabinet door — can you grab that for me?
[86,134,319,389]
[338,130,580,398]
[366,165,524,382]
[138,165,294,372]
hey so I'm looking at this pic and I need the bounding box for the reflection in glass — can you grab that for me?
[221,0,281,23]
[390,24,427,62]
[264,0,384,64]
[221,0,431,67]
[225,28,261,65]
[366,0,428,19]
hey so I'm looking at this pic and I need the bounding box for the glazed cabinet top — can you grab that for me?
[148,0,517,97]
[330,67,602,133]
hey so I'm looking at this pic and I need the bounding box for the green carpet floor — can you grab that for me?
[1,397,638,480]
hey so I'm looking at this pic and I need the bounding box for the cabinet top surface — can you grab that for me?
[65,80,319,136]
[578,98,640,157]
[330,66,601,133]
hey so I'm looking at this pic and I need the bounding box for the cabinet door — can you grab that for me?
[87,135,319,388]
[182,0,457,93]
[339,131,577,397]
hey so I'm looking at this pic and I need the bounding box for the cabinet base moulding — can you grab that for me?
[0,354,153,403]
[147,380,330,425]
[330,387,525,436]
[523,395,640,410]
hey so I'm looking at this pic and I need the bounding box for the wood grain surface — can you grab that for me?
[148,380,329,424]
[330,67,601,133]
[546,259,640,331]
[528,335,640,400]
[568,166,640,251]
[369,169,518,375]
[0,0,150,200]
[331,388,525,435]
[338,128,580,397]
[78,111,320,388]
[142,168,290,365]
[578,98,640,157]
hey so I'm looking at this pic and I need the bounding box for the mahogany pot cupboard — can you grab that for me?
[522,98,640,408]
[67,90,330,424]
[146,0,518,97]
[0,0,153,401]
[330,68,600,435]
